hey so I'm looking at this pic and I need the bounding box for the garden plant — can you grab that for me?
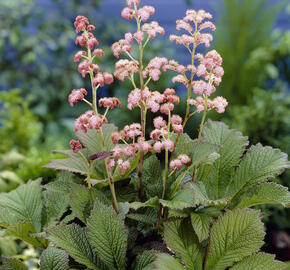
[0,1,290,269]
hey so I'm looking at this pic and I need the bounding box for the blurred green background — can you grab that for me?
[0,0,289,267]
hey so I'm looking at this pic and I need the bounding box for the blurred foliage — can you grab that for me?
[0,90,66,192]
[215,0,285,105]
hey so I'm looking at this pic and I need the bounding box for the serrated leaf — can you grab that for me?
[40,247,69,270]
[135,250,156,270]
[76,124,117,154]
[130,197,159,210]
[87,200,128,270]
[154,253,184,270]
[142,155,163,199]
[2,257,28,270]
[229,144,289,203]
[205,209,265,270]
[190,213,211,242]
[69,183,109,223]
[164,219,204,270]
[0,179,42,232]
[197,121,248,199]
[5,222,48,249]
[48,224,104,270]
[230,252,285,270]
[127,214,156,225]
[234,182,290,209]
[172,133,197,158]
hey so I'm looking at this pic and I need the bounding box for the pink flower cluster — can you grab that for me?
[74,110,108,133]
[121,1,155,22]
[188,96,228,113]
[114,60,139,81]
[70,140,82,153]
[68,88,87,107]
[99,97,121,109]
[143,57,168,81]
[142,22,165,39]
[170,154,191,170]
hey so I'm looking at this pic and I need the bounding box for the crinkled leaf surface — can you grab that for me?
[130,197,159,210]
[48,224,104,270]
[87,200,128,270]
[0,179,42,232]
[40,247,68,270]
[230,252,285,270]
[190,213,211,243]
[69,183,109,223]
[234,182,290,209]
[197,121,248,199]
[205,209,265,270]
[134,250,156,270]
[164,219,204,270]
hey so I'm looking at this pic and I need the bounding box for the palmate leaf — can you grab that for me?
[228,144,289,203]
[40,247,69,270]
[69,183,109,223]
[0,179,42,232]
[230,252,285,270]
[5,222,48,249]
[190,213,211,243]
[142,155,163,199]
[2,257,28,270]
[48,224,105,270]
[205,209,265,270]
[153,253,184,270]
[234,182,290,209]
[87,200,128,270]
[163,219,204,270]
[197,121,248,199]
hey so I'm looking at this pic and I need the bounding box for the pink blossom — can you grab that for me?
[153,116,166,129]
[196,64,207,77]
[78,60,92,78]
[209,96,228,113]
[124,145,136,157]
[74,16,89,33]
[143,57,168,81]
[137,6,155,22]
[99,97,121,109]
[75,34,86,46]
[107,158,116,171]
[121,7,134,20]
[170,159,182,170]
[119,160,131,175]
[68,88,87,107]
[74,111,107,133]
[170,114,182,125]
[150,129,162,140]
[142,21,165,39]
[93,73,105,87]
[126,0,140,8]
[114,60,138,81]
[176,20,193,33]
[113,145,124,159]
[93,49,105,57]
[178,154,191,165]
[141,141,152,152]
[160,103,174,115]
[111,132,122,144]
[74,51,86,62]
[153,141,164,153]
[89,114,108,130]
[172,74,188,87]
[103,72,114,85]
[87,37,99,50]
[164,139,174,152]
[70,140,82,153]
[199,21,216,31]
[172,124,183,134]
[134,31,144,43]
[128,88,142,110]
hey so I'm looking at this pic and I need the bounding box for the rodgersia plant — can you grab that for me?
[0,1,289,269]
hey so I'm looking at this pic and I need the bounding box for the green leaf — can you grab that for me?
[234,182,290,209]
[164,219,204,270]
[135,251,156,270]
[5,222,48,249]
[2,257,28,270]
[190,213,211,242]
[230,252,285,270]
[172,133,197,158]
[197,120,248,199]
[87,200,128,270]
[153,253,185,270]
[229,144,290,202]
[0,179,42,232]
[142,155,163,198]
[40,247,69,270]
[205,209,265,270]
[48,224,103,270]
[76,123,117,154]
[130,197,159,210]
[69,183,109,223]
[127,213,156,225]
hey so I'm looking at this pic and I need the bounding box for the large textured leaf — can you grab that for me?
[135,251,156,270]
[205,209,265,270]
[2,257,28,270]
[48,224,104,270]
[197,121,248,199]
[5,222,48,249]
[0,179,42,232]
[130,197,159,210]
[229,144,289,202]
[230,252,285,270]
[69,183,109,223]
[142,155,163,198]
[164,219,204,270]
[190,213,211,242]
[234,182,290,209]
[76,123,117,154]
[87,200,128,270]
[153,253,184,270]
[40,247,69,270]
[172,133,197,158]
